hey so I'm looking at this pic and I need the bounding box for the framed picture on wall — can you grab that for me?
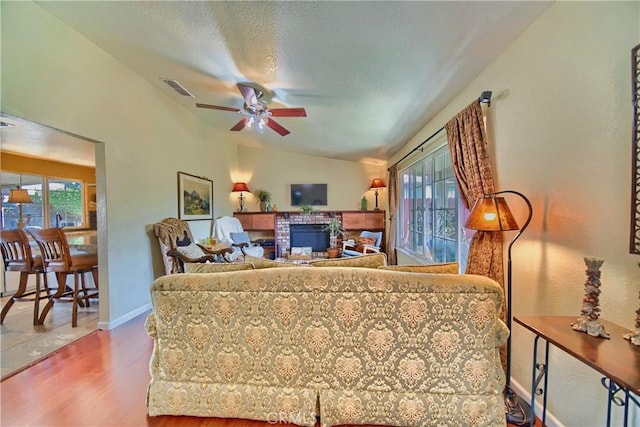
[631,43,640,254]
[177,171,213,220]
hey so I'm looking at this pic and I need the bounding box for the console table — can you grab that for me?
[514,316,640,427]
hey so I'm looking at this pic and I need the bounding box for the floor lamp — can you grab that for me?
[465,190,533,426]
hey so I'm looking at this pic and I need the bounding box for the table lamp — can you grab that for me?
[8,186,33,229]
[231,182,250,212]
[369,178,386,210]
[466,190,533,426]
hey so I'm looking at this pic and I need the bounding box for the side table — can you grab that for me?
[201,242,233,262]
[514,316,640,427]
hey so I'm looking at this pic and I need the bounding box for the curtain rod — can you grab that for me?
[387,91,492,171]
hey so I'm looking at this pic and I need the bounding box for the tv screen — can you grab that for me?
[290,183,328,206]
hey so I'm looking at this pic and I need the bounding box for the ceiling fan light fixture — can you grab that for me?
[196,83,305,137]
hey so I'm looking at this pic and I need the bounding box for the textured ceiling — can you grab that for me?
[6,1,552,166]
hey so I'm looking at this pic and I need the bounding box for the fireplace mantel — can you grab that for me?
[233,210,385,258]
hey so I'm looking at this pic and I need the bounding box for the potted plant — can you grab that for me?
[323,217,346,258]
[253,189,272,212]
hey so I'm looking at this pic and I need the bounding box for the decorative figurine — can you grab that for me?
[571,257,610,338]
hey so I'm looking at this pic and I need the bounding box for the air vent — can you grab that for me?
[0,121,15,128]
[160,78,194,97]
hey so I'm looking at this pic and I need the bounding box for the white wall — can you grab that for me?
[389,2,639,425]
[1,1,238,328]
[1,1,386,329]
[238,145,386,213]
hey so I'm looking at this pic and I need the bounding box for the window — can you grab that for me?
[397,144,471,269]
[1,172,85,230]
[48,179,84,227]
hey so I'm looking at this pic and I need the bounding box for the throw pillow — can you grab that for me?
[230,232,251,245]
[174,230,192,247]
[184,262,255,273]
[378,262,459,274]
[176,242,205,259]
[355,236,377,252]
[309,252,387,268]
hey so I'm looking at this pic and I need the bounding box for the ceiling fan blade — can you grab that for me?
[237,83,259,106]
[195,103,241,112]
[266,119,290,136]
[230,118,248,131]
[269,108,307,117]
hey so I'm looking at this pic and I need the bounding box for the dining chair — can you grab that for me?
[27,227,98,327]
[0,229,51,325]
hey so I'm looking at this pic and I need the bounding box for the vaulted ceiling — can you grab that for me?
[3,1,552,166]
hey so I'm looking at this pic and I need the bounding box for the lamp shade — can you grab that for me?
[232,182,249,193]
[8,187,32,204]
[369,178,386,190]
[465,195,519,231]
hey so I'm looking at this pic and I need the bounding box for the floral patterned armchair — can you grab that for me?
[152,217,232,274]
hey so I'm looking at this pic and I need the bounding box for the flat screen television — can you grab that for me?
[290,183,328,206]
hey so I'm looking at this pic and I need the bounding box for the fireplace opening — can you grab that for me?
[289,224,329,252]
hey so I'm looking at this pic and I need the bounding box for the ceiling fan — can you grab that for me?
[196,83,307,136]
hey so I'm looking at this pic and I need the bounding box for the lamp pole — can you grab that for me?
[493,190,533,425]
[238,192,246,212]
[465,189,533,425]
[495,191,533,387]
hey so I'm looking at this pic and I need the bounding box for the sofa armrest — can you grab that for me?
[144,313,157,339]
[198,244,235,262]
[360,244,380,253]
[496,319,509,346]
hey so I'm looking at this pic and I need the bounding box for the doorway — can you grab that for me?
[0,113,107,378]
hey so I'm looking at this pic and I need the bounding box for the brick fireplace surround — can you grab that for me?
[275,212,341,257]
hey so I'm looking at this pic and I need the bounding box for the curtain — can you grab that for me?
[386,164,399,265]
[445,100,506,370]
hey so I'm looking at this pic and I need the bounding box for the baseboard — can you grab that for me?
[97,303,151,330]
[511,378,564,427]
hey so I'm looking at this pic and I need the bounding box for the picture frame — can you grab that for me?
[177,171,213,220]
[631,43,639,254]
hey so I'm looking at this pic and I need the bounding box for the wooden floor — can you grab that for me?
[0,311,541,427]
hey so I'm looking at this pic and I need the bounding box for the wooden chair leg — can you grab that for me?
[0,300,16,324]
[0,271,29,324]
[81,271,90,307]
[51,272,68,298]
[37,272,54,325]
[71,272,80,328]
[91,266,99,289]
[33,272,41,326]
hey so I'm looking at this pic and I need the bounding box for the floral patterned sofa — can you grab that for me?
[145,266,508,426]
